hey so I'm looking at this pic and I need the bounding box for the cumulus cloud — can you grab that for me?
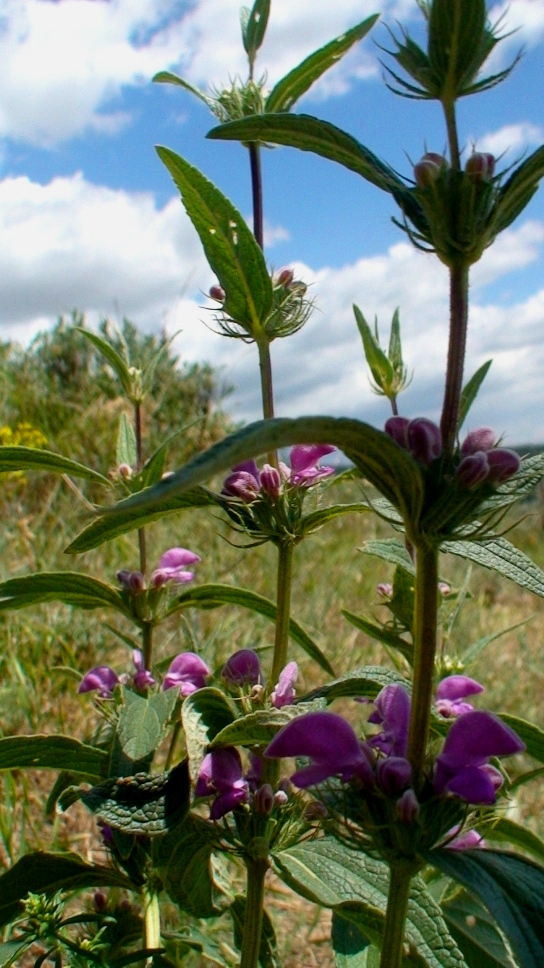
[474,123,544,160]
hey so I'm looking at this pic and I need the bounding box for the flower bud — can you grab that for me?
[384,415,410,449]
[456,451,489,488]
[485,448,520,484]
[414,153,447,188]
[465,152,495,182]
[377,756,412,798]
[275,266,294,288]
[118,463,132,479]
[222,470,260,502]
[253,783,275,815]
[396,788,419,823]
[438,582,451,597]
[209,284,226,301]
[461,427,496,456]
[274,789,289,807]
[94,890,107,912]
[222,649,261,687]
[407,418,442,465]
[117,569,145,593]
[377,582,393,598]
[260,463,282,499]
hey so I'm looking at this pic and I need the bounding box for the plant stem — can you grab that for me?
[240,857,269,968]
[141,621,153,670]
[134,400,147,575]
[443,99,460,170]
[142,886,161,964]
[407,541,439,783]
[269,539,294,688]
[380,863,413,968]
[440,262,470,459]
[249,143,264,250]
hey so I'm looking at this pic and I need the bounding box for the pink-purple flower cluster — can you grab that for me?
[222,445,335,503]
[116,547,201,593]
[78,649,210,698]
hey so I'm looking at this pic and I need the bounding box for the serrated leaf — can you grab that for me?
[154,814,232,917]
[166,582,335,676]
[497,713,544,763]
[65,486,218,553]
[116,688,178,770]
[360,537,415,574]
[342,611,413,663]
[242,0,270,59]
[209,699,327,749]
[0,735,108,779]
[303,665,411,704]
[116,412,137,468]
[82,760,190,835]
[181,687,236,783]
[266,16,378,113]
[0,853,131,928]
[0,446,110,485]
[441,889,514,968]
[0,572,133,617]
[273,838,467,967]
[156,147,273,333]
[483,817,544,866]
[458,360,492,429]
[96,416,425,535]
[443,536,544,598]
[426,848,544,968]
[428,0,486,92]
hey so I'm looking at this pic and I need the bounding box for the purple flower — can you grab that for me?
[78,665,119,698]
[222,649,262,687]
[434,710,525,804]
[162,652,210,694]
[486,448,520,484]
[456,451,490,488]
[222,468,261,502]
[132,650,156,690]
[265,711,375,788]
[385,416,441,465]
[445,827,484,850]
[271,661,298,708]
[461,427,496,456]
[288,445,335,485]
[117,569,145,593]
[384,416,410,449]
[151,547,200,587]
[377,756,412,797]
[367,684,410,757]
[195,748,249,819]
[435,675,484,718]
[260,463,282,499]
[377,582,393,598]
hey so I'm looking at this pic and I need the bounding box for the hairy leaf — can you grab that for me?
[0,735,108,779]
[359,537,415,574]
[441,888,514,968]
[209,699,327,749]
[0,446,110,485]
[303,665,411,703]
[0,572,133,617]
[114,688,178,773]
[442,536,544,598]
[82,760,190,835]
[182,687,236,782]
[155,814,232,918]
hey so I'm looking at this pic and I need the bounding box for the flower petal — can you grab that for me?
[436,675,484,702]
[289,444,335,473]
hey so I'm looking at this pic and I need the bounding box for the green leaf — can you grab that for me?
[494,146,544,236]
[156,147,273,334]
[0,572,133,617]
[301,502,371,535]
[442,536,544,598]
[341,611,413,663]
[209,699,327,749]
[0,735,108,779]
[426,848,544,968]
[458,361,492,429]
[181,687,236,782]
[0,852,131,927]
[152,71,217,110]
[303,665,411,704]
[428,0,486,93]
[359,538,415,574]
[242,0,270,60]
[265,16,378,112]
[273,837,466,967]
[76,328,132,396]
[115,688,178,771]
[441,889,514,968]
[65,486,218,553]
[483,817,544,866]
[166,582,335,676]
[0,446,110,485]
[497,713,544,763]
[231,895,277,967]
[96,416,425,534]
[332,911,373,967]
[116,412,137,469]
[459,617,528,666]
[354,305,394,391]
[82,760,190,835]
[388,308,403,372]
[154,814,232,917]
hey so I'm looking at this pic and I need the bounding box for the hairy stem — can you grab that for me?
[407,542,439,783]
[270,540,294,688]
[380,863,413,968]
[142,887,161,963]
[440,262,470,458]
[240,857,269,968]
[141,621,153,671]
[135,401,147,575]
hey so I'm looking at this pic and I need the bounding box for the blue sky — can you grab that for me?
[1,0,543,443]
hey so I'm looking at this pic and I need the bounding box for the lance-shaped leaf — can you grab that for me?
[359,537,415,573]
[0,735,108,779]
[342,611,413,664]
[152,71,218,110]
[0,572,133,617]
[0,852,131,928]
[77,328,133,398]
[156,147,273,335]
[154,813,232,917]
[209,699,327,749]
[458,360,492,429]
[497,714,544,764]
[482,817,544,867]
[492,145,544,236]
[116,412,137,468]
[94,416,425,533]
[0,446,110,485]
[66,486,218,553]
[426,848,544,968]
[166,582,335,676]
[265,15,378,113]
[428,0,487,94]
[441,888,514,968]
[442,536,544,598]
[273,837,466,967]
[82,760,190,835]
[241,0,270,63]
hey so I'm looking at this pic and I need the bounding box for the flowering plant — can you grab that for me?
[1,1,544,967]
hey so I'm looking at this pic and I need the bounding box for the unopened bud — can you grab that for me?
[116,569,145,593]
[461,427,496,456]
[94,890,107,912]
[222,649,261,686]
[377,756,412,798]
[384,415,410,449]
[254,783,275,815]
[118,463,132,479]
[485,448,520,484]
[396,788,419,823]
[377,582,393,598]
[438,582,451,597]
[260,463,282,499]
[222,470,260,502]
[275,267,294,288]
[465,152,495,182]
[274,789,289,807]
[407,418,442,465]
[456,451,489,488]
[414,153,447,188]
[209,284,226,301]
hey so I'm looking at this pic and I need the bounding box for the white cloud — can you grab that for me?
[489,0,544,49]
[474,123,544,159]
[1,171,543,443]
